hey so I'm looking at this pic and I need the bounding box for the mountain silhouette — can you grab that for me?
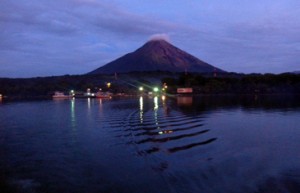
[89,39,225,74]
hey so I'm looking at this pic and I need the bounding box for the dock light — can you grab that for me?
[139,87,144,91]
[107,82,111,88]
[87,88,91,95]
[70,90,75,96]
[153,87,159,92]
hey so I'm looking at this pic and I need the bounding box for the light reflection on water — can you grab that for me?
[0,95,300,193]
[70,98,76,127]
[139,96,143,123]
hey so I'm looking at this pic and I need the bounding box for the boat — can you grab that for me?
[95,91,112,99]
[52,91,71,99]
[82,88,96,98]
[83,92,96,98]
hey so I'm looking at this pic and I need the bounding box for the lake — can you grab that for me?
[0,95,300,193]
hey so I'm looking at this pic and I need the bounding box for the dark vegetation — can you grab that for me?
[0,72,300,99]
[0,71,174,99]
[162,73,300,95]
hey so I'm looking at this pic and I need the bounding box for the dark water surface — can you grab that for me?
[0,95,300,193]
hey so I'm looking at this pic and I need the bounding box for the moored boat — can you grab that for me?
[52,91,71,99]
[95,91,112,98]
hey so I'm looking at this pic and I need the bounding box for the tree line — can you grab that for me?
[162,73,300,94]
[0,72,300,98]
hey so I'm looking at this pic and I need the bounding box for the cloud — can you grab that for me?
[149,33,170,42]
[0,0,182,77]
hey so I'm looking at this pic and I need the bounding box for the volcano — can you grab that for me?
[89,39,225,74]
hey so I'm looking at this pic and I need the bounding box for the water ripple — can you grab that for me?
[109,98,216,156]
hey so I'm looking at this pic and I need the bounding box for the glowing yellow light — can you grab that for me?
[162,95,166,101]
[107,82,111,88]
[163,83,168,89]
[139,87,144,91]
